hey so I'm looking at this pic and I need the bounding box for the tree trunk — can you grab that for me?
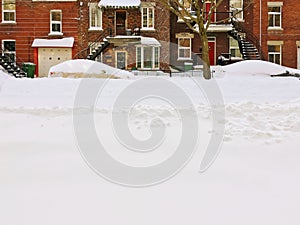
[200,34,212,79]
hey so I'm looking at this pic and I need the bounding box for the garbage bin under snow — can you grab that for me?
[22,62,36,78]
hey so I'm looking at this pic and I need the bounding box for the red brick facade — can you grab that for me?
[244,0,300,68]
[0,0,79,66]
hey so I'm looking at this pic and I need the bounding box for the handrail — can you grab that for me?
[231,17,264,59]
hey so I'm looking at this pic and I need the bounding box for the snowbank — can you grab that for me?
[1,61,300,225]
[221,60,288,76]
[48,59,134,79]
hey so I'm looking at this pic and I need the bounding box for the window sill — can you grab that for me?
[177,58,192,61]
[268,27,283,31]
[1,21,17,25]
[140,28,156,32]
[88,28,103,32]
[48,32,64,36]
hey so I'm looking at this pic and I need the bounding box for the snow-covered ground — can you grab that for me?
[1,60,300,225]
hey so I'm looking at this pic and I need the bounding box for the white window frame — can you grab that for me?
[141,7,154,30]
[267,2,283,29]
[89,3,102,31]
[136,46,160,70]
[49,10,63,35]
[230,0,243,20]
[268,44,282,65]
[178,37,192,60]
[2,39,16,62]
[2,0,16,23]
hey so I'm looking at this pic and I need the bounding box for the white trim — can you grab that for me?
[177,36,192,60]
[50,10,62,34]
[141,6,155,29]
[268,43,282,65]
[2,0,16,23]
[89,2,102,30]
[267,2,283,7]
[268,4,282,29]
[136,46,160,70]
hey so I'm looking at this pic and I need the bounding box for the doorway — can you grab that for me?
[208,37,216,65]
[115,11,126,35]
[116,51,127,69]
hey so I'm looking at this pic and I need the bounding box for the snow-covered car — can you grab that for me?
[48,59,133,79]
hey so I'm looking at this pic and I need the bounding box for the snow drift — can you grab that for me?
[48,59,134,79]
[220,60,299,76]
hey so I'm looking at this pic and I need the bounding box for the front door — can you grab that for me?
[116,11,126,35]
[208,38,216,65]
[205,2,216,22]
[116,51,126,69]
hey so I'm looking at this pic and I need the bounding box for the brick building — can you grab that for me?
[0,0,80,77]
[78,0,170,71]
[243,0,300,69]
[169,0,234,69]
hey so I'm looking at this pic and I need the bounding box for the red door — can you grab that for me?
[205,2,215,22]
[208,41,215,65]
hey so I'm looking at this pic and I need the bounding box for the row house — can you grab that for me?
[0,0,80,77]
[77,0,170,71]
[1,0,299,78]
[244,0,300,69]
[170,0,234,69]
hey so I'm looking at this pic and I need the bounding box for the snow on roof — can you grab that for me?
[140,37,161,46]
[99,0,140,8]
[32,37,74,48]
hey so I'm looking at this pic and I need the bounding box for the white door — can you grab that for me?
[298,46,300,69]
[38,48,72,77]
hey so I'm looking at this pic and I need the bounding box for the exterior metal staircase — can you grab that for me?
[0,55,27,78]
[87,40,110,60]
[229,19,262,60]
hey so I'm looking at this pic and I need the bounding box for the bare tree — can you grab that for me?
[160,0,229,79]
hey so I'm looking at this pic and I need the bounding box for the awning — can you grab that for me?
[140,37,161,46]
[32,37,74,48]
[99,0,140,8]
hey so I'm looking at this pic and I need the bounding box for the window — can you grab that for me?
[268,45,281,65]
[2,0,16,23]
[136,46,160,69]
[50,10,62,34]
[268,2,282,29]
[229,37,242,58]
[178,37,191,60]
[142,7,154,29]
[2,40,16,62]
[89,3,102,30]
[230,0,243,20]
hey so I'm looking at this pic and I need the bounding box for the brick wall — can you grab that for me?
[0,0,79,65]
